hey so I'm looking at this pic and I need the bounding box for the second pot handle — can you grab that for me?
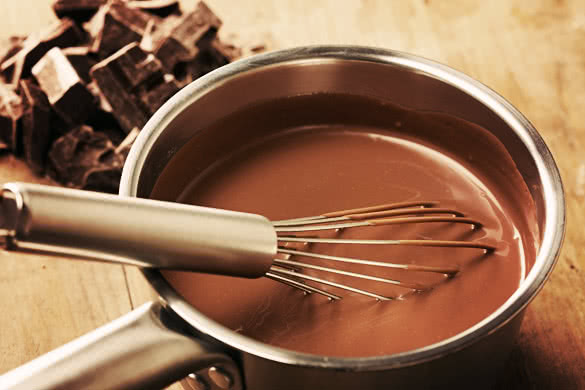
[0,301,243,390]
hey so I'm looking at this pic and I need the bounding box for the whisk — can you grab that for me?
[0,183,495,301]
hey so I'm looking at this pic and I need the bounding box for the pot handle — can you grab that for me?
[0,301,243,390]
[0,182,275,278]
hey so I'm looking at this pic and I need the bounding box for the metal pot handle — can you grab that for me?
[0,301,243,390]
[0,182,275,279]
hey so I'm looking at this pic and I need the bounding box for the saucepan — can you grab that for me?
[0,46,564,390]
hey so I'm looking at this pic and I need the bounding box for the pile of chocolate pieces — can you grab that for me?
[0,0,241,193]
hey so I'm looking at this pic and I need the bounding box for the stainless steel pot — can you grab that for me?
[1,46,565,390]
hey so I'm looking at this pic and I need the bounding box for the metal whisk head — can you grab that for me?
[266,201,496,301]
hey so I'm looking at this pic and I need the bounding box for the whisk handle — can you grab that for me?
[0,182,276,278]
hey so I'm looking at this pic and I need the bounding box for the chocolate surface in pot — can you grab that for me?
[151,93,537,357]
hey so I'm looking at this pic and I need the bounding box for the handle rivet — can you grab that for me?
[208,366,233,389]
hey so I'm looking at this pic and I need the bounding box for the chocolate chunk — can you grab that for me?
[154,1,222,72]
[92,42,179,117]
[174,38,241,87]
[19,80,51,174]
[137,75,179,114]
[85,105,126,145]
[95,126,126,146]
[90,43,154,133]
[0,84,23,153]
[0,36,26,82]
[62,46,96,84]
[85,2,156,59]
[210,38,242,63]
[126,0,181,17]
[250,44,267,53]
[0,140,9,153]
[0,37,25,63]
[115,126,139,160]
[32,47,96,126]
[0,19,85,85]
[48,125,124,193]
[108,42,165,88]
[52,0,106,22]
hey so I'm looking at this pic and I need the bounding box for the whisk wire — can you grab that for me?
[265,271,341,300]
[274,257,427,291]
[274,216,482,232]
[273,207,464,227]
[277,248,460,276]
[267,201,496,300]
[278,237,495,252]
[272,201,438,225]
[269,266,393,301]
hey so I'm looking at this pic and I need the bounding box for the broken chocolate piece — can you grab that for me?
[62,46,97,84]
[137,75,179,114]
[0,37,25,62]
[90,43,154,133]
[210,38,242,63]
[0,140,9,153]
[126,0,181,17]
[250,44,267,53]
[48,125,124,193]
[85,2,156,58]
[110,42,165,88]
[32,47,96,126]
[0,37,26,81]
[52,0,106,22]
[0,19,86,85]
[174,37,241,87]
[116,126,139,153]
[154,1,222,72]
[0,84,23,153]
[114,126,139,163]
[19,79,52,174]
[87,108,127,145]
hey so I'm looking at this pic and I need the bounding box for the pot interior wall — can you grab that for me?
[141,58,546,247]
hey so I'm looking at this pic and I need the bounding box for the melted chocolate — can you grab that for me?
[151,94,537,357]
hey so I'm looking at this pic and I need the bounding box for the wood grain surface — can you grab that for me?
[1,1,584,389]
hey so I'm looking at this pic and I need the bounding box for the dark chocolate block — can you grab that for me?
[52,0,106,22]
[126,0,181,17]
[175,37,241,87]
[0,84,23,153]
[0,36,25,63]
[154,1,222,72]
[108,42,165,88]
[62,46,96,84]
[90,42,176,132]
[48,125,124,193]
[210,38,242,63]
[137,75,179,114]
[32,47,96,126]
[115,126,139,160]
[0,19,85,85]
[90,43,153,133]
[0,36,25,82]
[86,108,126,145]
[85,2,156,59]
[19,79,51,174]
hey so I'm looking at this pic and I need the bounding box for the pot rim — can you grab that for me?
[119,45,565,371]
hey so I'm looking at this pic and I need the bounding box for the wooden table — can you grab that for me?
[1,1,584,389]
